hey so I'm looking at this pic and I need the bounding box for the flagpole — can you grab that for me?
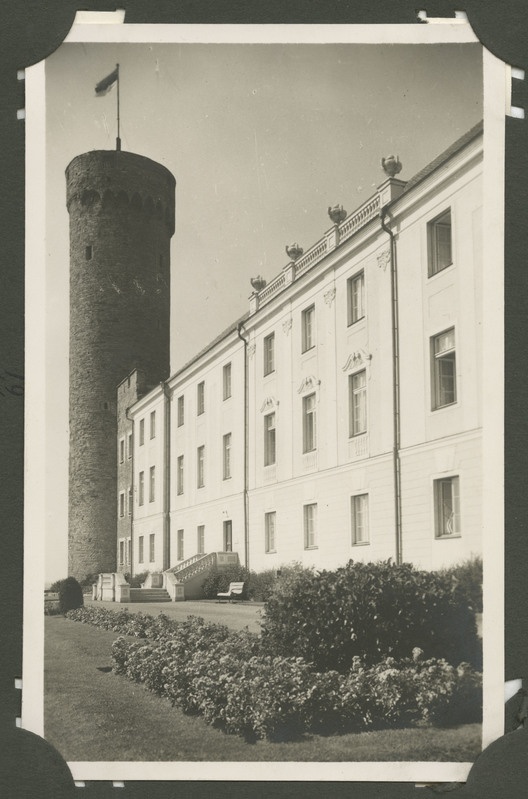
[116,64,121,151]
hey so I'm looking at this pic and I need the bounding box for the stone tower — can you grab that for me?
[66,150,175,580]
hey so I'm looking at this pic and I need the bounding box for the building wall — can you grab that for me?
[122,128,484,578]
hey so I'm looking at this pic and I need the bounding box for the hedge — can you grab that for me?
[260,560,481,671]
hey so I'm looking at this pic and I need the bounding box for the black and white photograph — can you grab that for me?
[23,17,506,783]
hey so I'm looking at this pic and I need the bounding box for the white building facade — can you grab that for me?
[121,123,483,576]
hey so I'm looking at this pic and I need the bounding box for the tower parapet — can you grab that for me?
[67,150,175,580]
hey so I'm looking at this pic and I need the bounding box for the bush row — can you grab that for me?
[66,606,186,640]
[260,560,481,671]
[111,621,481,741]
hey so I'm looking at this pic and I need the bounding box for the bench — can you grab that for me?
[217,581,245,603]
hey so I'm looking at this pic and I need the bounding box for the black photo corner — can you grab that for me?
[1,1,527,797]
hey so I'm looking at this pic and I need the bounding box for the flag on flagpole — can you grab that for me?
[95,67,119,96]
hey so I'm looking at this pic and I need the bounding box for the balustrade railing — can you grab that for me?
[165,552,216,582]
[255,191,381,309]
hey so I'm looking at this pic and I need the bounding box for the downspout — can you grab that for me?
[237,322,250,570]
[125,406,134,575]
[161,381,171,571]
[380,207,403,566]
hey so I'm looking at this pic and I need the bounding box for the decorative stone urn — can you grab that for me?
[381,155,402,177]
[250,275,267,292]
[285,243,304,260]
[328,204,347,225]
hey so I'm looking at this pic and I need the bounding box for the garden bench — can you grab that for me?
[217,581,245,602]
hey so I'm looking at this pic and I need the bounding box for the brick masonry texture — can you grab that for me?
[67,150,174,580]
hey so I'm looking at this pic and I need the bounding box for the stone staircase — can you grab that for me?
[129,587,171,603]
[164,551,240,599]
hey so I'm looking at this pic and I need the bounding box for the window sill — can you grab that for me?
[265,550,277,555]
[304,546,319,551]
[347,316,366,329]
[435,534,462,540]
[428,262,454,280]
[352,541,370,547]
[431,401,458,413]
[301,346,315,356]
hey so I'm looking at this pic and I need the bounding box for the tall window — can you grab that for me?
[223,433,232,479]
[197,381,205,415]
[431,328,456,409]
[177,395,184,426]
[150,410,156,439]
[139,418,145,446]
[119,438,125,464]
[301,305,315,352]
[177,455,184,495]
[149,533,155,562]
[303,503,317,549]
[349,370,367,436]
[302,393,317,453]
[119,492,125,518]
[197,525,205,555]
[138,471,144,506]
[223,520,233,552]
[264,412,276,466]
[119,540,124,565]
[351,494,369,544]
[434,476,460,538]
[347,271,365,325]
[149,466,155,502]
[197,445,205,488]
[265,511,276,553]
[128,487,132,516]
[127,432,133,459]
[428,209,452,276]
[177,529,184,561]
[263,333,275,376]
[223,363,232,400]
[138,535,144,564]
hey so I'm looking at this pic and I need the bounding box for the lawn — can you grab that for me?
[45,615,482,763]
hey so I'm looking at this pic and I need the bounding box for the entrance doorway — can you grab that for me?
[223,520,233,552]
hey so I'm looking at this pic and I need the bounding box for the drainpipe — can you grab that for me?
[237,322,250,570]
[380,207,403,566]
[125,406,134,576]
[161,381,171,571]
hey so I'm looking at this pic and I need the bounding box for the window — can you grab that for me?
[119,492,125,518]
[119,438,125,464]
[434,476,460,538]
[302,393,317,453]
[149,533,155,562]
[223,363,232,400]
[428,209,452,276]
[177,529,184,561]
[128,487,132,516]
[351,494,369,544]
[150,410,156,439]
[149,466,155,503]
[263,333,275,376]
[349,370,367,436]
[138,471,144,506]
[197,382,205,415]
[138,535,144,564]
[265,512,276,553]
[127,538,131,566]
[223,433,232,479]
[431,328,456,409]
[127,432,133,459]
[119,540,124,565]
[177,455,184,495]
[301,305,315,352]
[264,412,276,466]
[223,520,233,552]
[347,271,365,325]
[85,245,92,261]
[304,504,317,549]
[197,445,205,488]
[177,395,184,426]
[139,418,145,446]
[197,525,205,555]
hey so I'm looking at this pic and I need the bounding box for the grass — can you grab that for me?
[45,616,482,763]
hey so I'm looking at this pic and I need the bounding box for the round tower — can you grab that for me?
[66,149,175,580]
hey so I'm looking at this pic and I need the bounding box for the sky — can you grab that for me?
[44,40,483,582]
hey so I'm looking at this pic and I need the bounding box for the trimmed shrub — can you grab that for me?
[438,556,483,614]
[55,577,84,614]
[261,560,481,671]
[201,565,250,599]
[247,569,277,602]
[125,571,150,588]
